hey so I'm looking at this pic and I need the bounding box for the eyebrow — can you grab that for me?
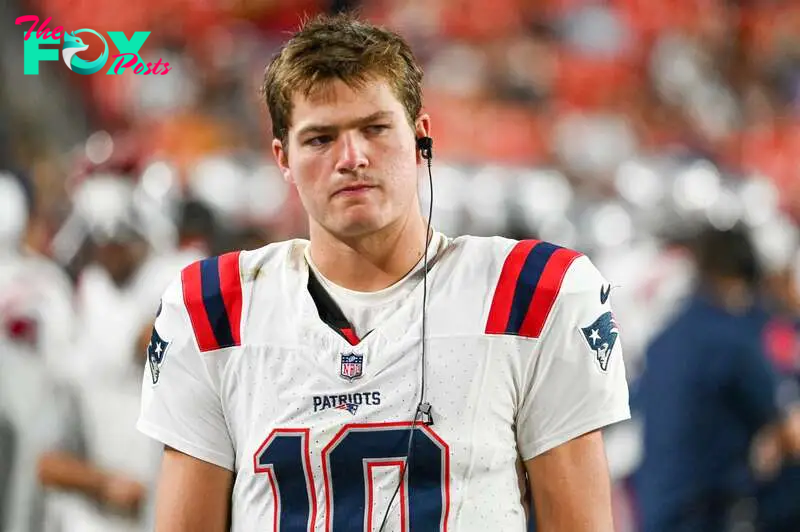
[295,110,394,139]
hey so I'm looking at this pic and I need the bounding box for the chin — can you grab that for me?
[328,205,385,231]
[330,215,388,239]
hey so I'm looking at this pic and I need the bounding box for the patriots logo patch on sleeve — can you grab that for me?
[147,327,170,385]
[580,311,619,372]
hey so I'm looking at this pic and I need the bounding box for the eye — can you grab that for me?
[305,135,332,147]
[364,124,389,135]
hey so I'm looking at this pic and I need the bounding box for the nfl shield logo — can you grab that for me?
[340,353,363,382]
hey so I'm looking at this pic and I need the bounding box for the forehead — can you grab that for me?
[288,78,406,131]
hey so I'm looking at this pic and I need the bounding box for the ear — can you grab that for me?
[272,138,293,184]
[414,113,431,165]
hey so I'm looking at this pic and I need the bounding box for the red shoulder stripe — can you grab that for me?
[518,248,582,338]
[218,251,243,346]
[485,240,539,335]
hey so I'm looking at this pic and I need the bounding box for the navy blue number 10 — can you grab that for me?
[254,429,317,531]
[254,422,450,531]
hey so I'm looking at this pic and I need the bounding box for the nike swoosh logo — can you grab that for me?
[600,284,611,304]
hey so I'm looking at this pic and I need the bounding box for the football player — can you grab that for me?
[138,13,630,532]
[37,175,203,532]
[0,172,79,532]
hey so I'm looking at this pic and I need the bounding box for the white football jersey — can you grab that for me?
[138,235,630,531]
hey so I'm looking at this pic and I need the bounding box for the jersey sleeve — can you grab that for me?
[515,255,631,460]
[136,274,235,471]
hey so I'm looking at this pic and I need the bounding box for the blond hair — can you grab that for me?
[261,13,424,144]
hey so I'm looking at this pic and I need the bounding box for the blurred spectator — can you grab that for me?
[0,172,77,532]
[175,198,215,257]
[38,175,202,532]
[36,381,154,532]
[633,224,800,532]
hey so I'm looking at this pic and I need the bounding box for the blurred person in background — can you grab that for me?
[53,174,208,382]
[633,224,800,532]
[752,232,800,532]
[0,172,77,532]
[0,171,75,378]
[174,198,215,258]
[37,174,205,532]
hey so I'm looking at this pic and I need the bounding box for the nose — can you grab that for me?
[334,131,369,173]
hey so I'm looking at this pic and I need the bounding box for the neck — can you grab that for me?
[308,213,430,292]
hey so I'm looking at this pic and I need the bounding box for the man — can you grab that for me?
[39,175,200,532]
[138,13,630,531]
[0,172,78,532]
[633,225,800,532]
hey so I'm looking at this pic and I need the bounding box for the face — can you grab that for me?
[272,77,430,239]
[92,239,146,286]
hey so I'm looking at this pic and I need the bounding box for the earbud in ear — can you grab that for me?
[416,136,433,160]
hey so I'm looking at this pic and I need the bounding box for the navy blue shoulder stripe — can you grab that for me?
[486,240,583,338]
[181,251,243,352]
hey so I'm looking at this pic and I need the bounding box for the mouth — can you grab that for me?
[332,184,377,197]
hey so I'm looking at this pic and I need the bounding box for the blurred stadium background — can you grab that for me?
[0,0,799,531]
